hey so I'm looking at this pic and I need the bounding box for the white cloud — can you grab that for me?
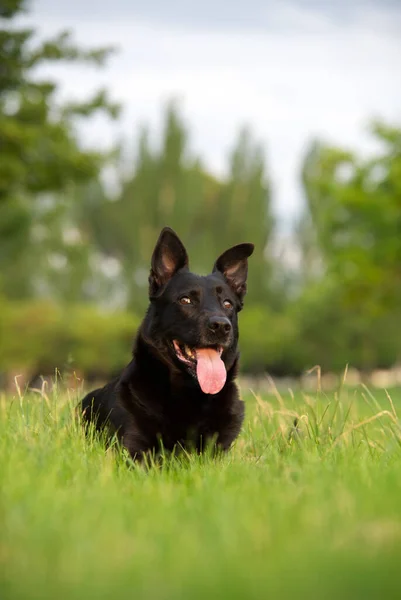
[20,2,401,228]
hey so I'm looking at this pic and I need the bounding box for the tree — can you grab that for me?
[302,123,401,311]
[299,121,401,370]
[218,127,272,303]
[0,0,120,298]
[82,103,273,313]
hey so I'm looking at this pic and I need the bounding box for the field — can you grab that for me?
[1,379,401,600]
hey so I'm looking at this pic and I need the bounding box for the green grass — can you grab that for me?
[1,380,401,600]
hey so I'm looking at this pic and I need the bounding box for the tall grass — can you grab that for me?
[1,377,401,599]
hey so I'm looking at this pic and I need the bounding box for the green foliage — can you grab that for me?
[299,122,401,371]
[0,0,119,298]
[238,305,297,374]
[0,297,138,378]
[302,124,401,311]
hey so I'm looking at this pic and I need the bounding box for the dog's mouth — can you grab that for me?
[173,340,226,395]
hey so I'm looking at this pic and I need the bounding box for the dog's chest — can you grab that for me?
[160,395,222,448]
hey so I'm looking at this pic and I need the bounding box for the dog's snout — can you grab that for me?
[208,316,232,336]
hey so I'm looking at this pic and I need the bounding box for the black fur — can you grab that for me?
[80,227,254,461]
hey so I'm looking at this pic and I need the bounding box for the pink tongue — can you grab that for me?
[196,348,227,395]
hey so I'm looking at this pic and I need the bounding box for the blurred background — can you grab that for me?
[1,0,400,391]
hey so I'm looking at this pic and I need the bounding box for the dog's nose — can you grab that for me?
[208,316,232,336]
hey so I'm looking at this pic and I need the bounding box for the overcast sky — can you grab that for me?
[22,0,401,228]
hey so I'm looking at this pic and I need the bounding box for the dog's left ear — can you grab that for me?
[213,243,254,303]
[149,227,189,296]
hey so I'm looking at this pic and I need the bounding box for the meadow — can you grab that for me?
[1,377,401,600]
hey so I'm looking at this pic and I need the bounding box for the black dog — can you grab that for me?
[80,227,254,461]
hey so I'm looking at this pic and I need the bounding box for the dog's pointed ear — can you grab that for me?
[149,227,189,296]
[213,243,254,303]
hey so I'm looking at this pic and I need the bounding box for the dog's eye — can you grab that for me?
[223,299,233,309]
[179,296,192,305]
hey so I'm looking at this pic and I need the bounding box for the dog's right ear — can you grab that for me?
[149,227,189,296]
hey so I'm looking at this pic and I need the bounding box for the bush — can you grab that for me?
[238,305,299,375]
[0,297,139,381]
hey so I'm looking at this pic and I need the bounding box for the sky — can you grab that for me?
[22,0,401,229]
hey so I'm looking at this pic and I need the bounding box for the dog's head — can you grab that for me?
[141,227,254,395]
